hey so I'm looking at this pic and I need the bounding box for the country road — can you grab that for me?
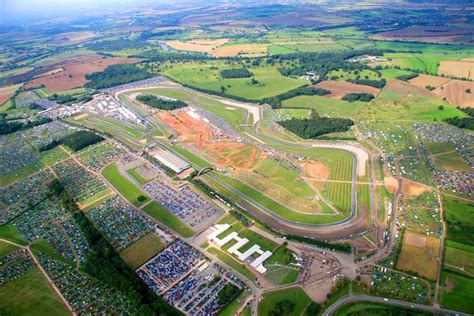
[322,294,469,316]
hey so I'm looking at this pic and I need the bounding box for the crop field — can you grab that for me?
[26,55,142,92]
[357,80,463,121]
[440,271,474,313]
[443,198,474,247]
[384,53,470,74]
[161,38,229,53]
[375,40,474,53]
[438,60,474,79]
[444,246,474,277]
[0,268,69,316]
[409,74,451,90]
[102,163,150,207]
[433,79,474,108]
[396,232,440,280]
[0,84,22,105]
[315,80,380,99]
[161,60,305,100]
[258,287,313,316]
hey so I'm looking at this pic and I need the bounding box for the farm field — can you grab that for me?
[438,60,474,79]
[161,60,306,100]
[384,53,470,74]
[0,268,69,316]
[0,84,22,105]
[433,80,474,108]
[315,80,380,99]
[443,198,474,247]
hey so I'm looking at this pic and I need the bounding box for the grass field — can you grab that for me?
[102,163,150,207]
[0,224,27,245]
[0,268,69,316]
[444,246,474,276]
[127,167,150,185]
[282,95,365,117]
[161,60,305,100]
[142,202,194,238]
[0,241,18,258]
[333,301,434,316]
[444,198,474,247]
[258,287,313,316]
[119,232,165,269]
[439,271,474,313]
[375,41,474,53]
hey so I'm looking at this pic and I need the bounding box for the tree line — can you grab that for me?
[136,95,188,111]
[220,68,252,79]
[85,64,152,89]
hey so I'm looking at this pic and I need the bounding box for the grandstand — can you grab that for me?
[153,149,190,173]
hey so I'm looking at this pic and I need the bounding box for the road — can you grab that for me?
[323,294,469,316]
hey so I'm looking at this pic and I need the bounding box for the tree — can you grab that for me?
[438,105,444,111]
[270,300,295,316]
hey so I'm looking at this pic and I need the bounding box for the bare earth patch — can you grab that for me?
[162,38,229,53]
[299,160,329,180]
[384,79,435,98]
[384,176,399,194]
[402,179,432,197]
[210,44,269,57]
[0,84,22,105]
[315,80,380,99]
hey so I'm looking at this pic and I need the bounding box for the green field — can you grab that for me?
[282,95,365,117]
[384,53,470,74]
[161,60,306,100]
[119,233,165,269]
[444,246,474,276]
[439,271,474,313]
[333,301,434,316]
[142,202,194,238]
[127,167,150,185]
[0,241,18,258]
[444,198,474,247]
[258,287,313,316]
[102,163,150,207]
[0,224,27,245]
[208,247,255,280]
[0,268,69,316]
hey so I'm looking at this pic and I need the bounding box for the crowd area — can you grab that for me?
[38,253,133,315]
[0,170,53,224]
[77,141,125,172]
[164,262,244,316]
[0,249,35,285]
[0,134,42,178]
[53,158,108,203]
[137,240,205,294]
[12,196,89,263]
[87,195,150,250]
[143,178,221,229]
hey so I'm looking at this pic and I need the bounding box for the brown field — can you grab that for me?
[409,74,451,89]
[438,60,474,79]
[397,231,440,280]
[402,179,432,197]
[315,80,380,99]
[299,160,329,180]
[162,38,229,53]
[0,84,22,105]
[433,80,474,108]
[33,67,65,79]
[384,79,435,98]
[210,44,269,57]
[25,56,142,92]
[49,31,97,45]
[119,233,165,269]
[370,25,474,44]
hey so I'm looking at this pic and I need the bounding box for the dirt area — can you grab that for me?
[384,79,435,98]
[315,80,380,99]
[73,113,89,120]
[370,25,474,44]
[402,179,432,197]
[409,74,451,89]
[49,31,97,45]
[210,44,269,57]
[397,231,440,280]
[25,56,142,92]
[384,176,399,194]
[34,67,65,78]
[162,38,229,53]
[0,83,22,105]
[135,164,161,180]
[299,160,329,180]
[438,60,474,79]
[433,79,474,107]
